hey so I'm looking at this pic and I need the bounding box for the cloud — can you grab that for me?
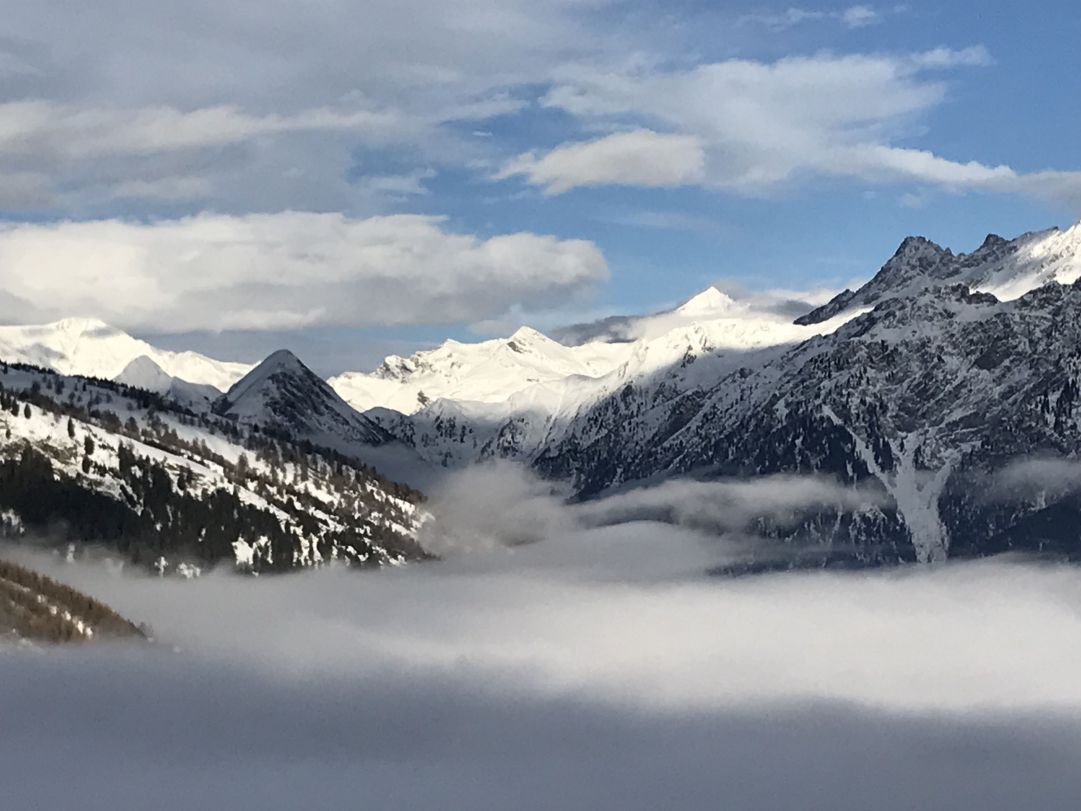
[0,101,409,160]
[839,4,880,27]
[497,129,706,194]
[4,537,1081,808]
[0,213,608,332]
[0,2,1074,215]
[740,4,890,30]
[575,474,887,534]
[988,457,1081,503]
[0,0,629,212]
[418,462,576,555]
[416,462,886,569]
[528,47,1081,203]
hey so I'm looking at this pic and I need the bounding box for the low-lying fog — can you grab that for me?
[3,463,1081,810]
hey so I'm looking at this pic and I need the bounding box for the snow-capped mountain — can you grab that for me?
[6,219,1081,570]
[115,356,222,406]
[796,222,1081,324]
[360,220,1081,565]
[0,318,252,391]
[330,286,857,421]
[355,286,860,467]
[329,326,629,415]
[218,349,390,450]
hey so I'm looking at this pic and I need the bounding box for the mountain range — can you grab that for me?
[3,220,1081,569]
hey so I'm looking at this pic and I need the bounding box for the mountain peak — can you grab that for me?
[258,348,306,371]
[676,286,736,316]
[222,349,314,407]
[978,233,1008,251]
[508,325,547,342]
[115,355,172,391]
[48,316,115,334]
[219,348,388,447]
[892,235,949,260]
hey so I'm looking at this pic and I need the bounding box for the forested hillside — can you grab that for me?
[0,557,143,644]
[0,361,428,574]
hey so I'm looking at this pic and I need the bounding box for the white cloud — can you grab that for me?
[740,4,890,30]
[4,460,1081,807]
[529,47,1081,202]
[0,101,409,160]
[840,4,880,27]
[497,129,706,194]
[739,7,827,29]
[5,530,1081,808]
[0,213,608,332]
[0,0,633,212]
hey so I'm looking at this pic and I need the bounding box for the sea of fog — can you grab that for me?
[3,463,1081,809]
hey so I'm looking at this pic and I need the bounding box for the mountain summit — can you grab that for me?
[796,222,1081,325]
[218,349,390,449]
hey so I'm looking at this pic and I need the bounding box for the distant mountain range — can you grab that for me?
[2,220,1081,569]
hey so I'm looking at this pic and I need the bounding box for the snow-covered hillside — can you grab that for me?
[115,356,222,406]
[336,222,1081,432]
[218,349,390,450]
[0,557,144,645]
[0,361,425,573]
[0,318,251,391]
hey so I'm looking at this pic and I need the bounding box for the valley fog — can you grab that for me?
[4,473,1081,810]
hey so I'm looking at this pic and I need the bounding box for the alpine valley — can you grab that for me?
[3,220,1081,578]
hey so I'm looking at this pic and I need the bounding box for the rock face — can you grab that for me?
[541,281,1081,563]
[363,222,1081,565]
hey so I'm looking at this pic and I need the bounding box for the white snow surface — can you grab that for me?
[0,318,251,390]
[115,356,222,405]
[971,223,1081,300]
[329,287,861,418]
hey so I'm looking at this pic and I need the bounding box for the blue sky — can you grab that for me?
[0,0,1078,373]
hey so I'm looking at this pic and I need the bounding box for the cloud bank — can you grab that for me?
[0,213,608,332]
[499,46,1081,205]
[4,536,1081,810]
[4,459,1081,807]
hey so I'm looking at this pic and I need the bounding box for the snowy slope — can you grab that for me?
[359,288,862,468]
[330,286,859,420]
[0,318,252,390]
[330,326,630,415]
[218,350,390,450]
[115,356,222,406]
[0,363,425,573]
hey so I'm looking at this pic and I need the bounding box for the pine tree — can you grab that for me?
[67,418,76,439]
[22,404,30,419]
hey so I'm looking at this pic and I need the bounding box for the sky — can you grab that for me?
[0,0,1080,372]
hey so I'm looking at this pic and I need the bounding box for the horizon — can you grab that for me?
[4,212,1079,379]
[1,1,1080,372]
